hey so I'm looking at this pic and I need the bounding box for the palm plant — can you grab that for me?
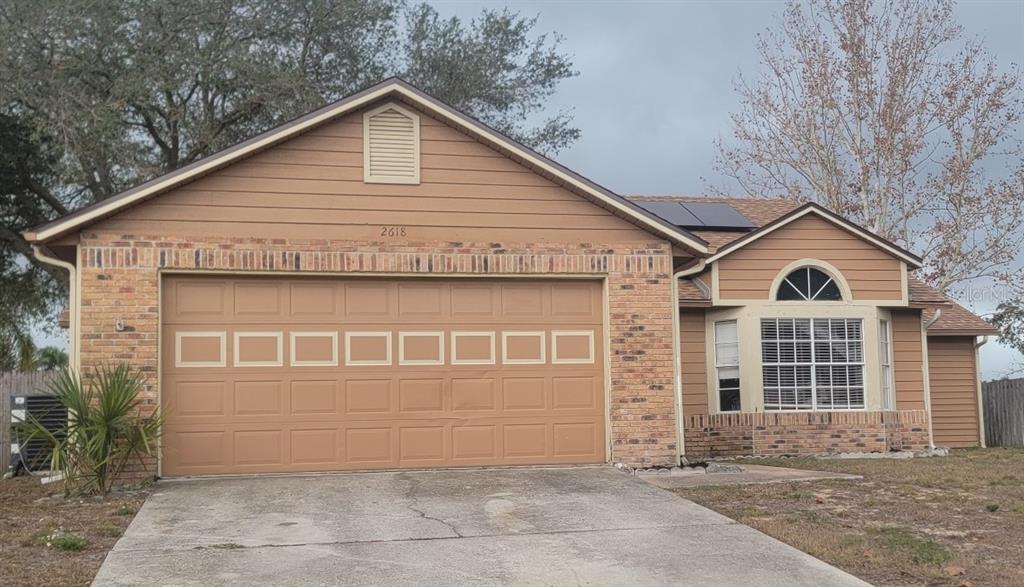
[33,346,69,371]
[17,364,162,496]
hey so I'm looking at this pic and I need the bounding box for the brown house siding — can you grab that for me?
[928,336,982,448]
[892,309,926,411]
[717,214,903,301]
[92,110,655,244]
[679,309,708,416]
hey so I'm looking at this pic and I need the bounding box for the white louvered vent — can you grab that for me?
[363,103,420,184]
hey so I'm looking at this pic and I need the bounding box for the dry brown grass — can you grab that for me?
[0,476,148,586]
[673,448,1024,587]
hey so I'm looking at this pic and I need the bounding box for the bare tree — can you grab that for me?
[711,0,1024,293]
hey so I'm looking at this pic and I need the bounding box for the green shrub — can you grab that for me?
[16,364,163,496]
[43,531,88,551]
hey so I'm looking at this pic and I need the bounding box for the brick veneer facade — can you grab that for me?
[682,410,930,458]
[78,231,683,474]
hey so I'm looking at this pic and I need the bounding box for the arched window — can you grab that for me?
[776,267,843,301]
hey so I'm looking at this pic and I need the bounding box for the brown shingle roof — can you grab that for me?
[907,276,950,305]
[924,302,999,336]
[677,278,710,305]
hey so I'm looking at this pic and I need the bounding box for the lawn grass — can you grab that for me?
[673,448,1024,587]
[0,476,148,586]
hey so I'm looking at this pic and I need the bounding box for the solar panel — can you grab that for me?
[681,202,755,229]
[632,200,702,226]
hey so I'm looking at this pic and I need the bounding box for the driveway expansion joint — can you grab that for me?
[111,521,741,555]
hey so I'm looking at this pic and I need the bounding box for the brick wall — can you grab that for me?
[683,410,930,458]
[77,232,682,474]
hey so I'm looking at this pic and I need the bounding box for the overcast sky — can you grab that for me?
[35,0,1024,378]
[429,0,1024,378]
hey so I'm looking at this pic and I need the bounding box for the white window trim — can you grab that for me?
[344,331,393,366]
[289,331,339,367]
[761,318,866,411]
[714,320,741,413]
[398,331,445,365]
[501,331,546,364]
[174,331,226,368]
[551,330,595,365]
[450,331,496,365]
[233,331,284,367]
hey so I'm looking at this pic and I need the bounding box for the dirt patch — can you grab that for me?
[672,448,1024,587]
[0,476,148,586]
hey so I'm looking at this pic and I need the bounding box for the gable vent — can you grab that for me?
[363,103,420,184]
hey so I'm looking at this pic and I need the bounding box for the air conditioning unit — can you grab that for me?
[9,394,67,474]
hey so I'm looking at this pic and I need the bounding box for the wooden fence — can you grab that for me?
[983,378,1024,448]
[1,371,56,473]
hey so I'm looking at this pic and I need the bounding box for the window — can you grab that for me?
[880,319,894,410]
[777,267,842,301]
[761,318,864,410]
[714,321,741,412]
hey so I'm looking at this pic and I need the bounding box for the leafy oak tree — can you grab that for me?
[712,0,1024,294]
[0,0,579,337]
[0,113,63,370]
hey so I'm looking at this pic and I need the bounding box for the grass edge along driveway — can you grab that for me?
[673,448,1024,587]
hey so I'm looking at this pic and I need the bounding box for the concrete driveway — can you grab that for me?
[94,467,867,586]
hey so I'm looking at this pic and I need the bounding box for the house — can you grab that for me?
[24,79,996,477]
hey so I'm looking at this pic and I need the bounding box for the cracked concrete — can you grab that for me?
[93,467,868,586]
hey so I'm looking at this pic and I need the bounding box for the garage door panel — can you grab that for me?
[451,425,499,461]
[553,422,600,457]
[398,379,445,413]
[501,377,548,411]
[398,283,448,318]
[166,280,230,321]
[289,282,339,319]
[451,378,498,412]
[345,427,395,465]
[344,379,394,414]
[289,380,338,415]
[290,428,340,465]
[399,426,447,463]
[450,285,497,319]
[503,424,548,458]
[345,283,392,318]
[233,380,283,417]
[161,277,606,476]
[551,283,599,317]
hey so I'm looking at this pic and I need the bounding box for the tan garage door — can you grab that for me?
[160,276,606,476]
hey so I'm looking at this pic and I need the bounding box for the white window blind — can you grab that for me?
[714,320,741,412]
[761,318,865,410]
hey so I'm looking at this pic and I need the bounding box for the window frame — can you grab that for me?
[879,319,894,410]
[713,320,741,413]
[760,318,866,411]
[776,267,843,301]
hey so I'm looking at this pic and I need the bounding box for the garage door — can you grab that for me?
[160,276,606,476]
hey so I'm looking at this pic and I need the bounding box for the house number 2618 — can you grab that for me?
[380,226,407,237]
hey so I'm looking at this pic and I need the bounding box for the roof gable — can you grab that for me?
[26,78,706,254]
[704,203,923,268]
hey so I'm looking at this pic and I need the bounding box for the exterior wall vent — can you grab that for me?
[363,103,420,184]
